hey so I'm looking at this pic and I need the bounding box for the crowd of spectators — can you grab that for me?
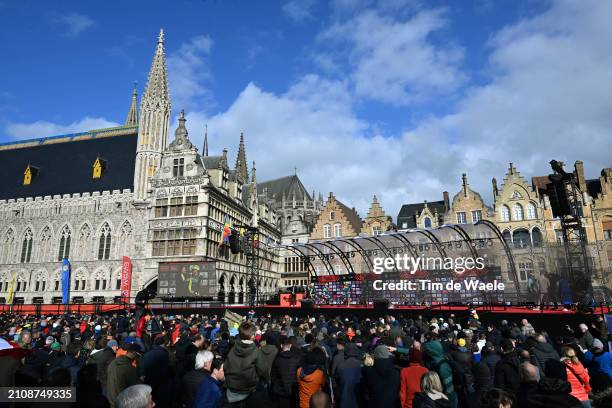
[0,308,611,408]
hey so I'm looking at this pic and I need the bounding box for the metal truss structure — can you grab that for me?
[280,221,523,304]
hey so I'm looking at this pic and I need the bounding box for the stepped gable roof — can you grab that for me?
[0,126,138,200]
[335,199,362,233]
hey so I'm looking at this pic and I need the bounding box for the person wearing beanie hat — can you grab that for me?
[363,345,400,408]
[584,337,612,383]
[400,348,428,408]
[372,344,391,359]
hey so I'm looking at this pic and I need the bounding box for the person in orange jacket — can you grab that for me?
[297,348,327,408]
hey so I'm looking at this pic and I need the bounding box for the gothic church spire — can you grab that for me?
[133,28,172,201]
[125,82,138,126]
[203,124,208,157]
[235,132,248,181]
[141,28,171,110]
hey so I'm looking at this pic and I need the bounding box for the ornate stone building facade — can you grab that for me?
[0,125,147,304]
[360,195,392,235]
[0,30,285,304]
[254,175,323,289]
[397,193,449,230]
[445,173,492,226]
[310,193,361,241]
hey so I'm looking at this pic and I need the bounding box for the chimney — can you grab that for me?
[443,191,450,211]
[492,177,498,198]
[574,161,587,192]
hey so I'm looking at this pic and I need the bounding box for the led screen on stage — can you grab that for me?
[158,261,217,297]
[310,267,505,305]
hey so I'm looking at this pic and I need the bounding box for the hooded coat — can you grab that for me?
[337,343,364,408]
[106,355,140,408]
[494,351,521,395]
[259,343,279,384]
[297,366,325,408]
[224,340,267,395]
[530,342,560,377]
[88,346,115,389]
[423,341,458,408]
[523,377,582,408]
[362,357,400,408]
[271,348,301,399]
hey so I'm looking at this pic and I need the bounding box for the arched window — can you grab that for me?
[93,270,107,291]
[53,271,61,292]
[20,228,33,263]
[40,226,52,262]
[15,273,28,292]
[527,202,537,220]
[501,205,510,222]
[57,226,71,261]
[513,204,524,221]
[323,224,330,239]
[98,223,112,260]
[424,217,432,228]
[34,271,47,292]
[118,221,133,257]
[334,223,342,238]
[2,229,15,264]
[513,229,530,249]
[532,228,543,247]
[0,272,9,292]
[73,270,87,291]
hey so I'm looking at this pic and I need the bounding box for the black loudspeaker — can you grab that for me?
[373,299,389,312]
[229,231,241,254]
[301,299,314,310]
[547,179,571,217]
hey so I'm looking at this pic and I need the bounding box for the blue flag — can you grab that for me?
[61,258,71,304]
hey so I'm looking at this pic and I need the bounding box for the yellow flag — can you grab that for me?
[6,273,17,304]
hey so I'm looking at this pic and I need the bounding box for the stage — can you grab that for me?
[2,302,609,318]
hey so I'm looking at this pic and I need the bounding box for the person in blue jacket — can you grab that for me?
[194,357,225,408]
[583,338,612,381]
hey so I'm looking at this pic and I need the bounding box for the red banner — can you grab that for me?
[120,256,132,303]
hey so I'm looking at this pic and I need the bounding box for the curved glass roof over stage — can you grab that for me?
[281,220,600,306]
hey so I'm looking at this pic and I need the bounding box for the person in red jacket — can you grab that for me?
[136,314,150,338]
[561,347,591,404]
[400,348,429,408]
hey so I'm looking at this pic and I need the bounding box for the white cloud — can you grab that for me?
[5,117,119,140]
[51,12,94,37]
[167,35,214,112]
[178,0,612,221]
[318,7,465,105]
[283,0,318,21]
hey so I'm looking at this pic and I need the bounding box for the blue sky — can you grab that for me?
[1,0,611,217]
